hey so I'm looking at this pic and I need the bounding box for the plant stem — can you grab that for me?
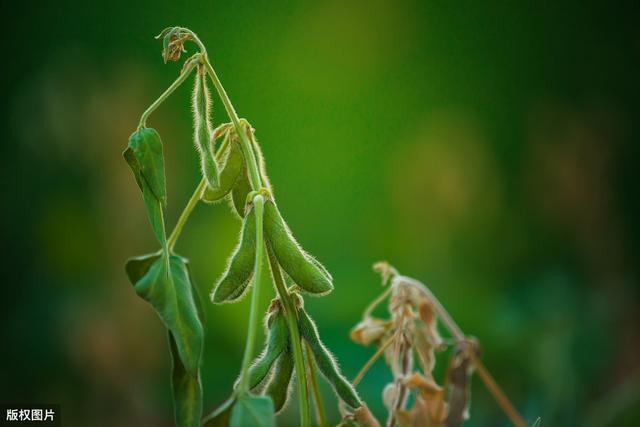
[167,179,206,252]
[138,58,198,130]
[352,331,397,386]
[471,356,527,427]
[305,340,328,427]
[399,276,465,341]
[398,275,526,427]
[363,285,392,319]
[166,136,230,252]
[266,244,311,427]
[201,59,262,191]
[238,195,265,393]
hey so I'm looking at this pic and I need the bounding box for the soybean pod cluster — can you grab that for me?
[122,27,364,427]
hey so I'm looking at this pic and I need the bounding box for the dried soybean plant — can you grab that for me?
[343,262,532,427]
[123,27,370,427]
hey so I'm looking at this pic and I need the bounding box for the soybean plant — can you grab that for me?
[123,27,368,427]
[344,262,535,427]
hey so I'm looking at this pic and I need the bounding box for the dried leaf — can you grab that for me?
[443,340,479,427]
[350,317,390,346]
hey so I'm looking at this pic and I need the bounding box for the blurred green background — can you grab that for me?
[1,1,639,426]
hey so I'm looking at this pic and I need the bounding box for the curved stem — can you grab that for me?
[266,245,311,427]
[167,179,206,252]
[201,59,262,191]
[352,331,398,387]
[138,58,198,130]
[362,285,392,319]
[238,195,265,393]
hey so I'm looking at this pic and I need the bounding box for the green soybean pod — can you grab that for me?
[210,206,256,303]
[201,138,244,203]
[263,200,333,295]
[245,312,289,390]
[192,69,219,188]
[230,162,252,217]
[264,349,294,413]
[298,309,361,408]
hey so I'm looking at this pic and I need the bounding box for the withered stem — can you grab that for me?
[396,275,527,427]
[353,331,399,386]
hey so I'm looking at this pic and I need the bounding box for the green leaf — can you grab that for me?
[169,332,202,427]
[129,254,203,377]
[230,394,275,427]
[123,127,168,246]
[125,251,162,284]
[125,127,167,205]
[531,417,542,427]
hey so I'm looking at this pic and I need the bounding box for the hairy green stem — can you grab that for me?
[305,340,328,427]
[201,59,262,191]
[266,245,311,427]
[138,58,198,130]
[167,179,206,252]
[238,195,265,393]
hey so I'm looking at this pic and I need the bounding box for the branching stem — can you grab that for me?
[138,57,198,130]
[166,136,230,252]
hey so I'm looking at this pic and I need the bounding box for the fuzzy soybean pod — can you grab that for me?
[298,309,361,408]
[246,311,289,390]
[210,205,256,303]
[230,162,252,217]
[192,69,219,189]
[264,349,294,413]
[201,138,244,203]
[263,200,333,295]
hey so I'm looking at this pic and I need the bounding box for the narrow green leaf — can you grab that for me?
[230,394,275,427]
[202,140,244,203]
[131,254,203,377]
[169,332,202,427]
[125,127,167,205]
[123,149,167,245]
[531,417,542,427]
[263,200,333,295]
[125,251,162,284]
[211,206,256,303]
[298,309,361,408]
